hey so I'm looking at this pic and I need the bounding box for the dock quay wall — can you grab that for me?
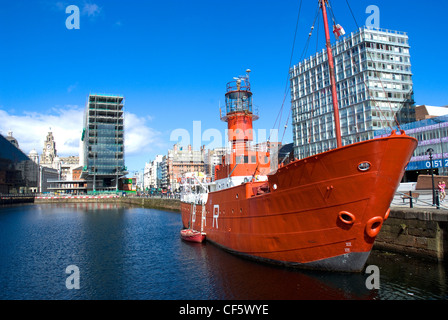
[121,197,181,212]
[35,196,181,212]
[0,195,35,206]
[375,208,448,262]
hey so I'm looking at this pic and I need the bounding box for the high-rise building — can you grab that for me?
[80,94,126,192]
[290,27,414,159]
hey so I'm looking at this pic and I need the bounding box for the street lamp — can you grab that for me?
[426,148,436,206]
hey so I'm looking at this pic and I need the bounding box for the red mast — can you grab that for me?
[320,0,342,148]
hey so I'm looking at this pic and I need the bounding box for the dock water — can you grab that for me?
[28,194,448,262]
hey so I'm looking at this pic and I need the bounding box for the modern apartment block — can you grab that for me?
[81,94,126,192]
[289,27,414,159]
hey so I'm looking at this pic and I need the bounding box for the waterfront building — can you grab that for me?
[134,171,144,192]
[167,144,206,192]
[375,106,448,180]
[80,94,127,192]
[59,156,80,180]
[290,27,414,159]
[28,149,59,193]
[33,131,84,193]
[46,165,89,195]
[144,155,164,191]
[47,179,89,195]
[143,162,151,191]
[119,177,136,192]
[38,131,62,176]
[160,155,168,190]
[40,131,57,167]
[204,147,226,181]
[0,132,38,193]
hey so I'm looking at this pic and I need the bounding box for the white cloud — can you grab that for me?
[0,107,164,169]
[0,106,84,157]
[54,1,68,11]
[82,3,101,17]
[124,112,165,155]
[49,1,102,18]
[67,83,78,93]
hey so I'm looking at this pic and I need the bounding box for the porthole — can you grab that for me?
[358,161,371,172]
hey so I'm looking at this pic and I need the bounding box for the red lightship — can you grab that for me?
[180,0,417,272]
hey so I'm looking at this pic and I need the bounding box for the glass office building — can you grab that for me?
[81,94,126,192]
[290,27,414,159]
[0,133,38,194]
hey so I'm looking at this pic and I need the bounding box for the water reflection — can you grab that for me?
[366,250,448,300]
[183,241,376,300]
[0,203,446,300]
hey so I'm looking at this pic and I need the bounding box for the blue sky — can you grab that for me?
[1,0,448,174]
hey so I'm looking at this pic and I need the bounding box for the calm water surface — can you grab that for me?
[0,203,446,300]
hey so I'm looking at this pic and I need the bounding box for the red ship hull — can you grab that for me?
[181,132,417,272]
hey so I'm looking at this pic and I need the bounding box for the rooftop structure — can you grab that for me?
[5,130,19,149]
[415,105,448,121]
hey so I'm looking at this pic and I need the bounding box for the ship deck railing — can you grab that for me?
[180,192,208,205]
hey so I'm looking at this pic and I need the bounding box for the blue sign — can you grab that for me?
[406,159,448,171]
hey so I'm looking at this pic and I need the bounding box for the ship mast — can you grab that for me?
[320,0,342,148]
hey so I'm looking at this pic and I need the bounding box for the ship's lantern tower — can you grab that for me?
[220,69,259,146]
[214,69,271,182]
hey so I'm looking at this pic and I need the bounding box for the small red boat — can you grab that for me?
[180,229,206,243]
